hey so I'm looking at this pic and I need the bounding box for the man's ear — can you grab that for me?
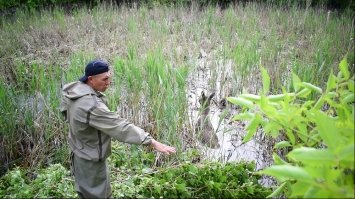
[87,76,93,82]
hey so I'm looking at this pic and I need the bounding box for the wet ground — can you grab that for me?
[187,50,275,186]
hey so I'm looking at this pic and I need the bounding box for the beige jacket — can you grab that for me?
[60,81,152,161]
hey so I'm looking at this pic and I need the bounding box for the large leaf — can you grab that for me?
[287,147,335,165]
[259,165,314,184]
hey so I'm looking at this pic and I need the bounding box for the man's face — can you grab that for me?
[88,71,111,92]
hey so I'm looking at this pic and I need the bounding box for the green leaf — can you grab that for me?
[301,82,323,94]
[289,181,310,198]
[264,122,282,138]
[292,73,302,92]
[274,141,292,149]
[296,88,311,98]
[240,94,261,102]
[273,153,289,165]
[261,66,270,94]
[311,111,341,152]
[259,165,314,184]
[343,93,354,104]
[326,71,337,92]
[339,58,350,80]
[304,185,330,198]
[227,97,254,109]
[267,93,295,102]
[287,147,335,164]
[297,123,309,143]
[260,95,277,116]
[266,181,287,198]
[175,183,186,192]
[243,114,262,143]
[338,144,355,162]
[285,129,296,145]
[348,80,354,92]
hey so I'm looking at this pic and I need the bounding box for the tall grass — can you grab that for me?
[0,2,353,174]
[112,48,189,150]
[0,63,67,175]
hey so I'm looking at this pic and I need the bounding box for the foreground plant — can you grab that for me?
[111,160,271,198]
[0,141,271,198]
[227,57,354,198]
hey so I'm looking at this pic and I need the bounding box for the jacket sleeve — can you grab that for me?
[87,100,153,145]
[59,97,68,121]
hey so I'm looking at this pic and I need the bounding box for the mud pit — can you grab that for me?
[187,50,274,185]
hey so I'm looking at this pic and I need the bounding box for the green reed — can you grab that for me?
[201,3,354,95]
[0,61,69,174]
[111,47,188,149]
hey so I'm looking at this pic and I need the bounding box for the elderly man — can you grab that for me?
[60,59,176,198]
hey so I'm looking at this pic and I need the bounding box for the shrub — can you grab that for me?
[227,57,354,198]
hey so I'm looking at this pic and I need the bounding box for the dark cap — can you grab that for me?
[79,59,109,82]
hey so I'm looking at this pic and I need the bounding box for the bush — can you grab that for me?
[227,57,354,198]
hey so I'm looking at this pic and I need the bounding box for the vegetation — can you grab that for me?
[109,142,271,198]
[0,164,76,198]
[0,143,271,198]
[0,0,353,198]
[1,0,354,11]
[227,57,354,198]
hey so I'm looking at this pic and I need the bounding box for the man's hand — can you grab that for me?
[150,139,176,155]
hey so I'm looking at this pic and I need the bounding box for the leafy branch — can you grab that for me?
[227,57,354,198]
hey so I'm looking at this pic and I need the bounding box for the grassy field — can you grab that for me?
[0,0,353,184]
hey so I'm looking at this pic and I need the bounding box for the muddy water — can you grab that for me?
[187,51,274,186]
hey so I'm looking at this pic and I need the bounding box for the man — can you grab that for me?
[60,59,176,198]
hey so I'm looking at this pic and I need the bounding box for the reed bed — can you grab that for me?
[0,2,353,174]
